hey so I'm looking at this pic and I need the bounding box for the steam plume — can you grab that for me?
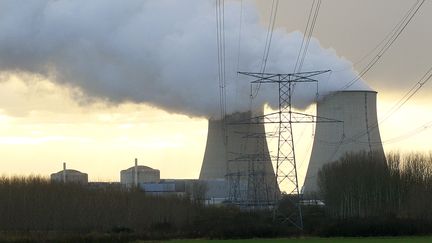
[0,0,369,118]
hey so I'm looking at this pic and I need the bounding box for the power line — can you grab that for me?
[322,64,432,147]
[260,0,279,74]
[355,119,432,145]
[295,0,322,74]
[293,0,316,74]
[215,0,227,120]
[250,0,279,99]
[349,65,432,142]
[292,0,322,98]
[303,0,427,159]
[380,65,432,124]
[380,120,432,144]
[234,0,244,107]
[341,0,425,90]
[333,0,424,73]
[326,0,428,147]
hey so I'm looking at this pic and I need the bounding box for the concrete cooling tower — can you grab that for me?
[199,111,278,205]
[303,90,384,197]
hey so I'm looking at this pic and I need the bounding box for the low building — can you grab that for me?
[88,182,121,190]
[119,159,229,204]
[139,179,207,202]
[140,179,187,196]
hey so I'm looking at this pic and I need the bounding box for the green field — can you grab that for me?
[163,237,432,243]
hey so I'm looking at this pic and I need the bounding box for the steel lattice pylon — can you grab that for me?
[276,79,303,228]
[235,70,341,230]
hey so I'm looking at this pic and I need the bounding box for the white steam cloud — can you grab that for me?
[0,0,369,118]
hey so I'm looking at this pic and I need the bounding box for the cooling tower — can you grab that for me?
[303,91,384,196]
[199,111,278,204]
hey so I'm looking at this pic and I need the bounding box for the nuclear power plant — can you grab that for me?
[47,90,385,207]
[303,90,385,196]
[199,111,278,206]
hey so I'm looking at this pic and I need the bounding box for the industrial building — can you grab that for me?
[50,163,88,184]
[139,179,207,201]
[303,90,384,196]
[199,111,278,205]
[116,159,214,202]
[120,158,160,188]
[139,179,188,195]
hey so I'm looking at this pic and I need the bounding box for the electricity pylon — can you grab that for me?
[234,70,341,229]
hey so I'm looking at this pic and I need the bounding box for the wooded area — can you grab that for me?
[0,177,285,241]
[1,151,432,241]
[317,151,432,236]
[318,151,432,220]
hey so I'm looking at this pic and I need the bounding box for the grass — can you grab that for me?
[161,237,432,243]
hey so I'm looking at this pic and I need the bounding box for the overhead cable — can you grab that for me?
[294,0,322,74]
[342,0,425,90]
[215,0,227,119]
[250,0,279,99]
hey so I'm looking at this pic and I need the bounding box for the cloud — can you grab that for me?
[0,0,369,118]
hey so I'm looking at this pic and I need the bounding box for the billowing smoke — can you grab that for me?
[0,0,369,118]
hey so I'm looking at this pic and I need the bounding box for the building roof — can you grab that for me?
[122,165,158,172]
[335,90,377,94]
[51,169,87,175]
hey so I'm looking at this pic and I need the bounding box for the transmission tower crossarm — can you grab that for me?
[238,70,330,84]
[228,111,342,125]
[290,111,343,123]
[229,152,270,162]
[234,131,278,139]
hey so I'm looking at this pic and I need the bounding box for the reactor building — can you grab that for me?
[199,111,278,205]
[50,163,88,184]
[120,158,160,188]
[303,90,385,197]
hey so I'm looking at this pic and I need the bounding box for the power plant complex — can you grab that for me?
[49,90,384,205]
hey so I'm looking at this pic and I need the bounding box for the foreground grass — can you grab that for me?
[164,237,432,243]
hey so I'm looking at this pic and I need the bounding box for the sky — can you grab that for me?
[0,0,431,183]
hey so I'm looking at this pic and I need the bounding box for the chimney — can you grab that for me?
[63,162,66,183]
[134,158,138,187]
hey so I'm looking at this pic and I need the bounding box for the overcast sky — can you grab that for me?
[0,0,430,182]
[257,0,432,92]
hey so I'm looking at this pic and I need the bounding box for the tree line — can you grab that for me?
[2,151,432,241]
[317,151,432,235]
[0,176,287,241]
